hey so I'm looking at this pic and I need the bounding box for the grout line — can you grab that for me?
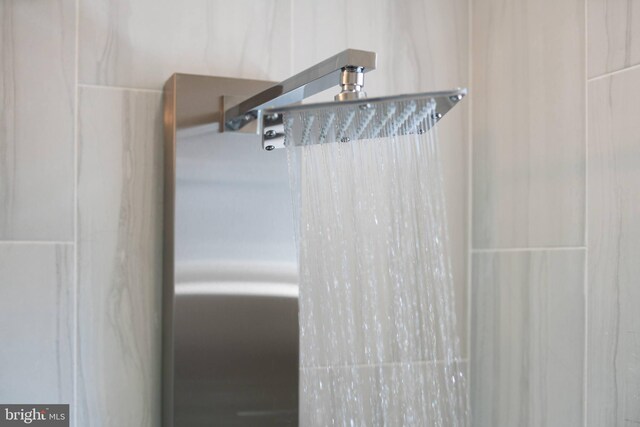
[302,358,471,371]
[583,0,589,423]
[73,0,80,424]
[290,0,294,77]
[78,83,162,93]
[588,62,640,82]
[0,240,74,245]
[466,0,473,405]
[472,246,586,253]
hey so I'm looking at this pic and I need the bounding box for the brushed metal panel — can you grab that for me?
[163,74,299,426]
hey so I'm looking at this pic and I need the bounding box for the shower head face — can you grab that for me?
[261,88,466,150]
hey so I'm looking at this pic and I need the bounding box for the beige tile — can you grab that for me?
[0,0,75,240]
[471,250,585,427]
[296,137,467,369]
[300,365,381,426]
[301,361,468,426]
[588,0,640,78]
[587,68,640,426]
[472,0,585,248]
[0,243,73,403]
[79,0,291,89]
[292,0,468,96]
[77,87,163,425]
[293,0,469,353]
[440,106,469,357]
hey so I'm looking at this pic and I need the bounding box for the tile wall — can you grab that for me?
[587,65,640,427]
[2,0,638,425]
[471,0,640,425]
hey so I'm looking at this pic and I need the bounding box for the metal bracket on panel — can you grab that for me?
[221,95,260,135]
[222,95,286,150]
[221,49,378,150]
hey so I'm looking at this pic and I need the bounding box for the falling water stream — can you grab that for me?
[285,99,468,426]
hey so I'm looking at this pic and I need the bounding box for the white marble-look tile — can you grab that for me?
[439,106,469,356]
[292,0,468,96]
[301,361,468,426]
[77,87,163,426]
[588,0,640,78]
[472,0,585,248]
[471,250,585,427]
[295,137,467,369]
[0,243,73,403]
[293,0,469,354]
[587,68,640,426]
[79,0,291,89]
[0,0,75,240]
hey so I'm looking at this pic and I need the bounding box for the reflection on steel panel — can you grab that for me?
[163,74,299,426]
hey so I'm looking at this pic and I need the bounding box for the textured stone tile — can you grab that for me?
[0,0,75,240]
[79,0,291,89]
[587,67,640,426]
[77,87,163,425]
[301,361,468,426]
[0,243,73,404]
[588,0,640,77]
[471,250,585,426]
[472,0,585,248]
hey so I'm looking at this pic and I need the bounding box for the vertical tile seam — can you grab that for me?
[289,0,295,386]
[73,0,80,425]
[290,0,294,77]
[467,0,474,399]
[583,0,589,424]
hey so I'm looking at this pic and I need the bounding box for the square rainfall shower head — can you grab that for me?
[260,89,466,150]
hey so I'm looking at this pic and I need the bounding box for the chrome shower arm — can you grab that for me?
[224,49,377,131]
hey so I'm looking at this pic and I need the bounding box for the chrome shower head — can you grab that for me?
[262,89,466,150]
[220,49,466,150]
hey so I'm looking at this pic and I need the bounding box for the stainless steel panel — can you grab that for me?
[163,74,299,426]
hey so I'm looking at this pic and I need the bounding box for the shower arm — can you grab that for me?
[222,49,377,135]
